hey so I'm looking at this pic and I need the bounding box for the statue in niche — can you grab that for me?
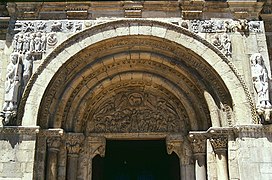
[250,53,272,123]
[1,52,22,125]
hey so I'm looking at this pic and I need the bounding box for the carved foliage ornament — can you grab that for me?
[89,90,186,133]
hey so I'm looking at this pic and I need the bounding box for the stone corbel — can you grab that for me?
[88,136,106,159]
[166,134,193,165]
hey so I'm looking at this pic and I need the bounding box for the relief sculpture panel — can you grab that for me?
[89,90,186,133]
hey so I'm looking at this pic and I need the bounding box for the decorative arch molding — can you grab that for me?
[18,19,256,127]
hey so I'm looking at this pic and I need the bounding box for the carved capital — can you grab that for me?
[209,136,228,153]
[188,133,207,155]
[47,137,62,152]
[66,133,85,155]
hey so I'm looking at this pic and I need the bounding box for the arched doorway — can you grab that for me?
[21,20,253,180]
[93,140,180,180]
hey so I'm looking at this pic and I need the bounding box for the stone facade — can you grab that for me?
[0,1,272,180]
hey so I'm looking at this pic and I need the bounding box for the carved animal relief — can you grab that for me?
[89,91,186,133]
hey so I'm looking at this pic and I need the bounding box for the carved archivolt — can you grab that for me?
[18,19,256,129]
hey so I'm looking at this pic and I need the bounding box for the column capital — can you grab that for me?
[66,133,85,155]
[188,132,207,155]
[47,136,62,151]
[209,136,228,153]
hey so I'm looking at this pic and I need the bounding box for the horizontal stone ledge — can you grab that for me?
[0,126,39,135]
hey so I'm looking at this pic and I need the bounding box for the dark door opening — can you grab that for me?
[92,140,180,180]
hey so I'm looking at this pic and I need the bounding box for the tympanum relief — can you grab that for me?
[89,90,188,133]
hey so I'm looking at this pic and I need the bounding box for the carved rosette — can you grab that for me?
[47,137,62,152]
[66,133,84,156]
[209,136,228,153]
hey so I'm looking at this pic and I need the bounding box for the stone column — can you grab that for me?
[189,133,207,180]
[88,136,106,180]
[210,136,229,180]
[46,137,61,180]
[166,135,194,180]
[66,133,84,180]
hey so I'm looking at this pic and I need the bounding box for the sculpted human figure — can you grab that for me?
[250,53,272,123]
[12,34,19,52]
[23,33,30,53]
[3,52,22,111]
[34,32,42,52]
[222,34,231,57]
[17,33,24,53]
[22,52,33,89]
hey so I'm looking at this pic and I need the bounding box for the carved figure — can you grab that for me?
[41,33,47,52]
[201,20,214,32]
[251,53,271,108]
[22,52,33,89]
[75,23,82,32]
[250,53,272,123]
[37,21,46,31]
[17,33,24,53]
[213,35,223,51]
[23,33,31,53]
[3,52,22,111]
[191,20,200,33]
[34,32,42,52]
[51,21,62,32]
[66,21,73,30]
[12,34,19,52]
[30,33,36,52]
[222,34,232,57]
[90,91,184,133]
[249,21,261,33]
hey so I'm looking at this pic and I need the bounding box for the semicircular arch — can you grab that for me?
[19,19,256,128]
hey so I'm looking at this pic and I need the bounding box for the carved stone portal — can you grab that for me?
[89,89,188,134]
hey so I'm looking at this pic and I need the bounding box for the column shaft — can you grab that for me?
[46,149,58,180]
[67,154,79,180]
